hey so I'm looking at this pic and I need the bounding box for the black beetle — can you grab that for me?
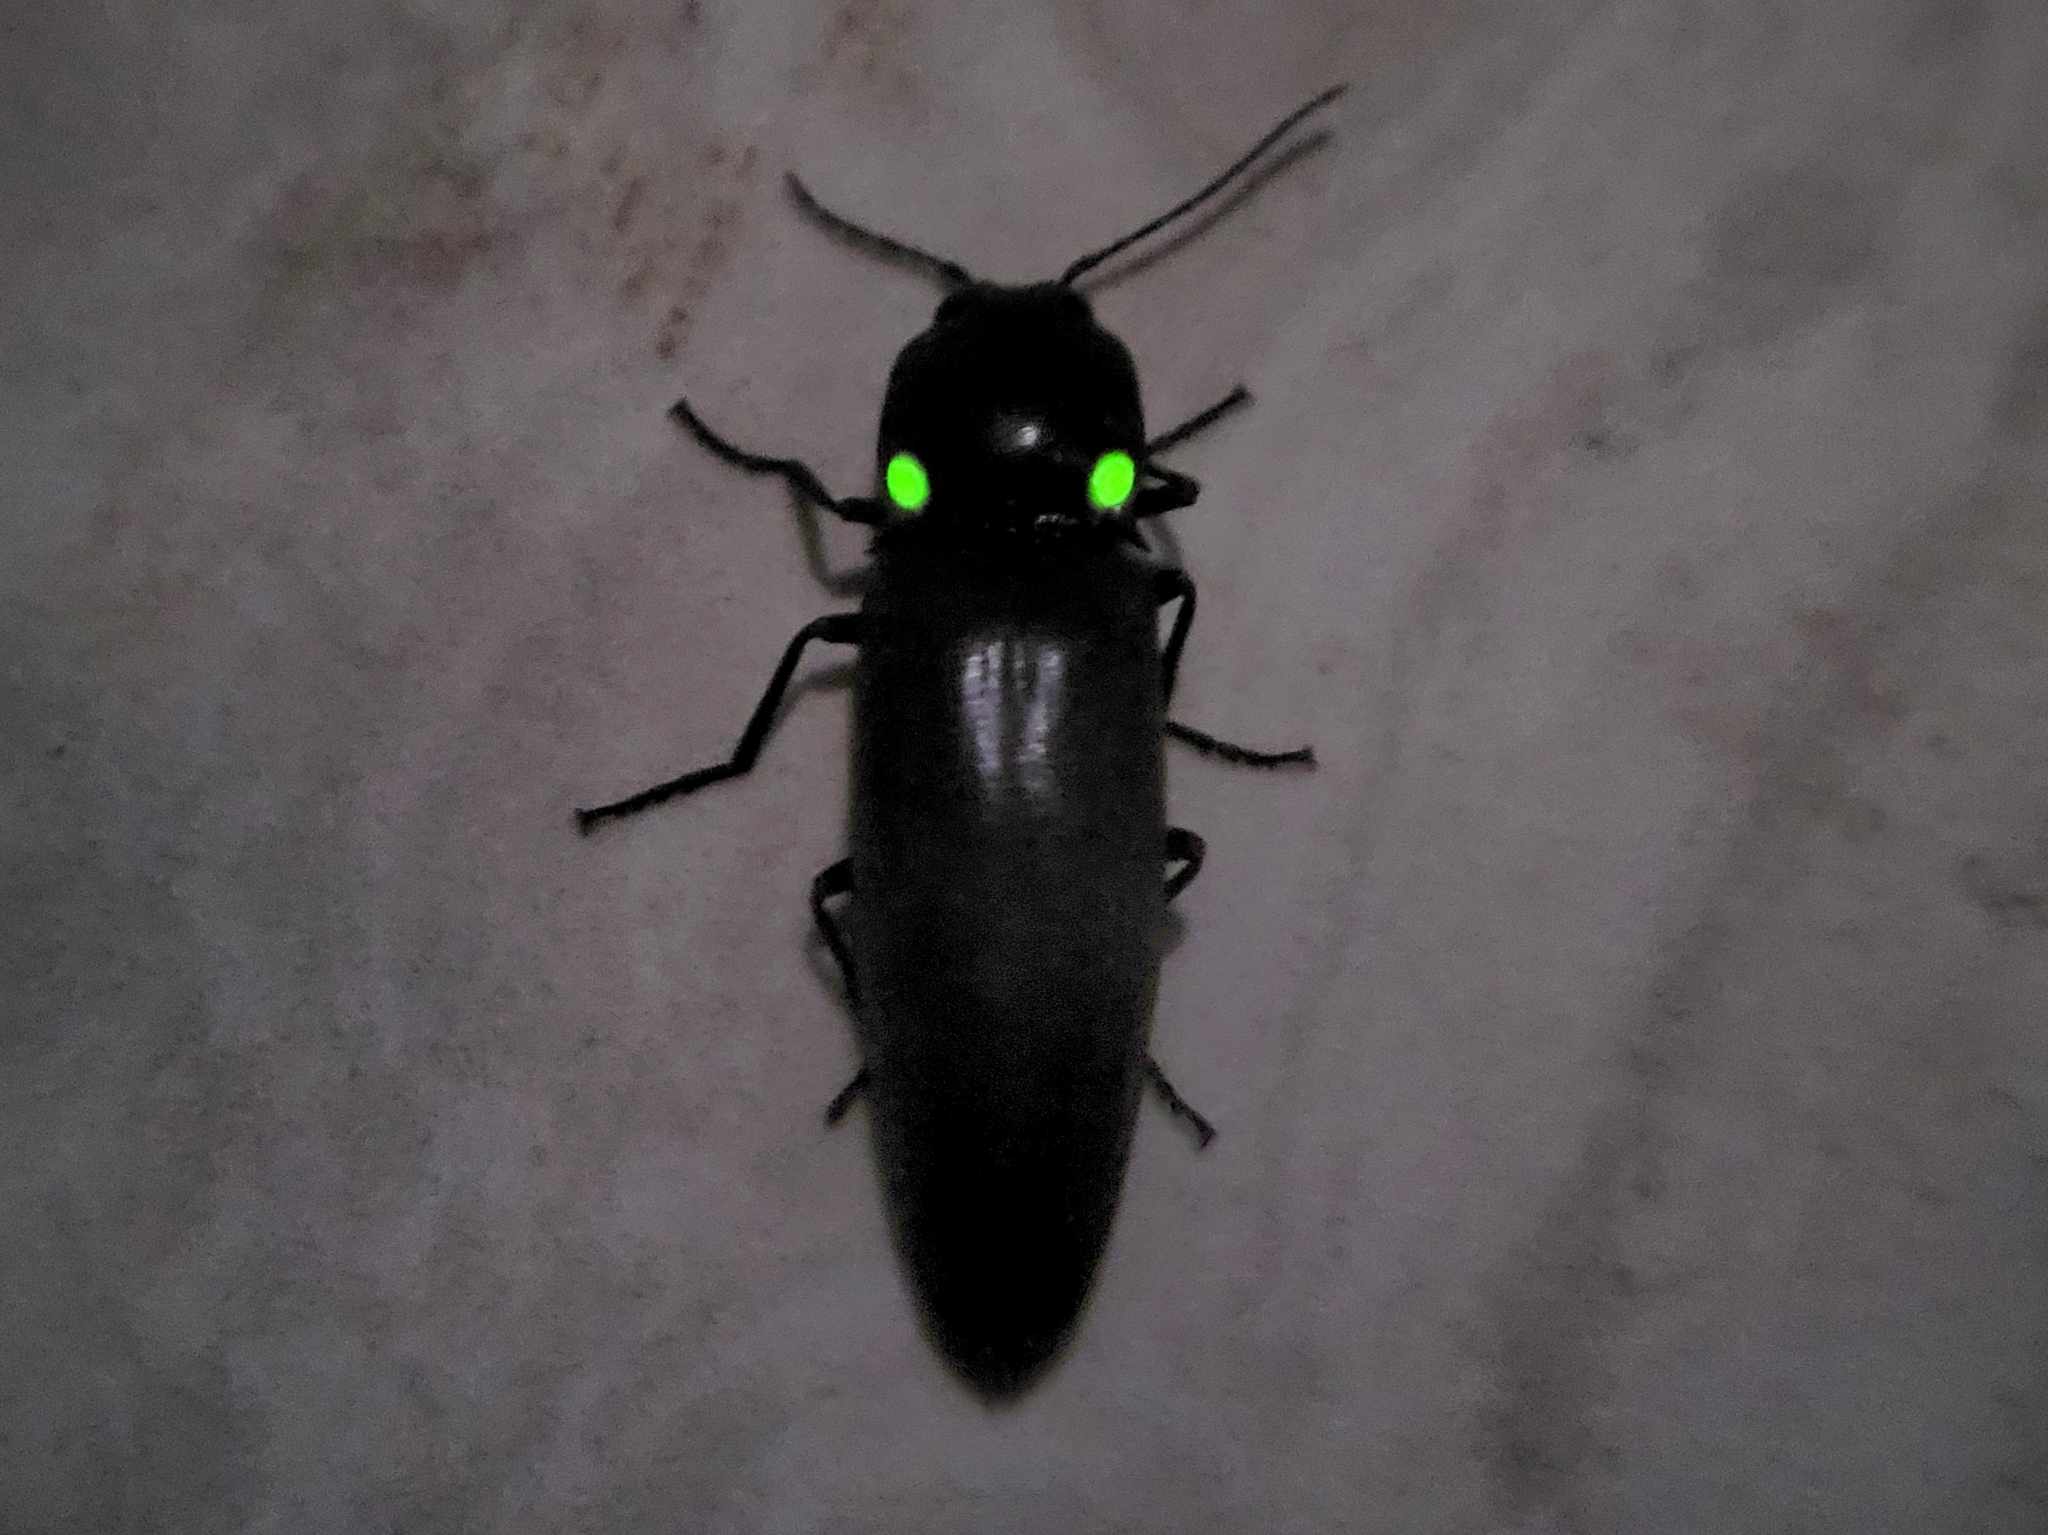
[578,87,1340,1396]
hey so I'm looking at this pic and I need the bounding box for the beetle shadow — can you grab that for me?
[1071,130,1333,298]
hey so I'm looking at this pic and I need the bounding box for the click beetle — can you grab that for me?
[578,86,1340,1396]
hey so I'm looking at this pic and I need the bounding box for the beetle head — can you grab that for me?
[875,283,1145,537]
[766,86,1345,541]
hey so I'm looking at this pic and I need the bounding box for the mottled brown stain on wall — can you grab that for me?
[1393,348,1617,664]
[610,173,647,234]
[1992,302,2048,444]
[1474,467,2038,1528]
[603,139,759,359]
[822,0,914,78]
[1605,556,1778,768]
[1957,847,2048,929]
[267,142,501,294]
[543,7,626,111]
[1905,0,1994,53]
[248,0,756,368]
[1703,160,1884,348]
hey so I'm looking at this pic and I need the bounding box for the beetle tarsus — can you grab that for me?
[670,397,885,525]
[1166,720,1316,768]
[575,613,861,831]
[1165,826,1206,899]
[1144,1057,1217,1149]
[824,1066,870,1127]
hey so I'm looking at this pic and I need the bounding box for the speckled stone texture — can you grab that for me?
[4,1,2046,1530]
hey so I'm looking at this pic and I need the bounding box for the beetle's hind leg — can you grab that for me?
[575,613,860,832]
[810,858,870,1127]
[1167,720,1315,768]
[1144,1058,1217,1149]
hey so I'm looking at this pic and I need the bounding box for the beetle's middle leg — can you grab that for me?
[1152,826,1219,1147]
[576,613,861,832]
[1152,568,1317,768]
[810,858,871,1127]
[810,859,859,1009]
[1165,826,1206,899]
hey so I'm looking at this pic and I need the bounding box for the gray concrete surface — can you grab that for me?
[5,0,2047,1529]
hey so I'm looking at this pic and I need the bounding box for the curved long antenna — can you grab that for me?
[1058,83,1348,286]
[785,173,977,291]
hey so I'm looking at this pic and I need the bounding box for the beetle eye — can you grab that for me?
[1087,450,1137,513]
[885,451,931,515]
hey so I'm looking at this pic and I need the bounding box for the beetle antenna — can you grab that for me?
[1058,84,1348,287]
[1146,385,1251,457]
[786,173,977,291]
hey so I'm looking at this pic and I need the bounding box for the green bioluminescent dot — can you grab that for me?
[1088,450,1137,512]
[885,451,930,514]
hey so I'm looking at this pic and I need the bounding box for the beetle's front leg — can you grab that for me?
[1150,569,1316,768]
[575,613,862,832]
[670,399,885,526]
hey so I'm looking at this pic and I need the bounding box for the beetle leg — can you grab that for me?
[1131,464,1201,520]
[670,398,886,526]
[810,861,870,1126]
[1144,1058,1217,1149]
[810,858,858,1008]
[1167,720,1315,768]
[824,1067,870,1127]
[1153,566,1198,703]
[1165,826,1206,899]
[1151,568,1317,767]
[1129,387,1253,521]
[575,613,861,832]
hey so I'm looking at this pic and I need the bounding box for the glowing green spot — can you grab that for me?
[885,451,930,513]
[1088,450,1137,512]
